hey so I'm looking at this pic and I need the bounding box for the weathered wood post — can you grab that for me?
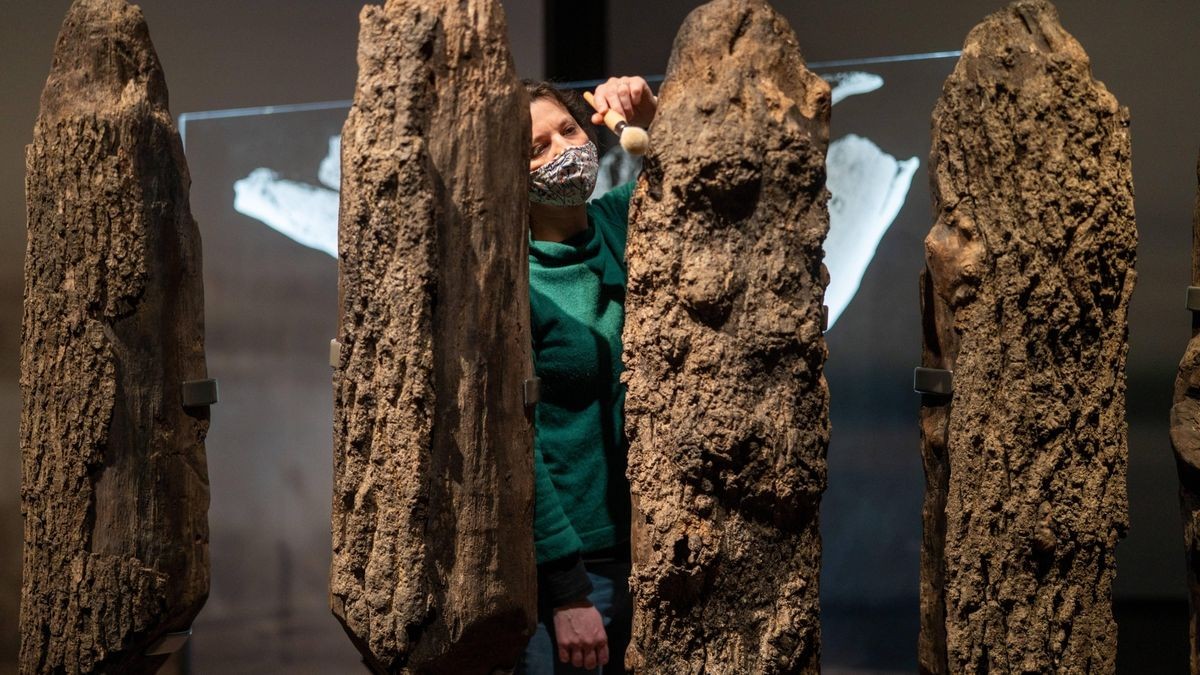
[330,0,536,671]
[20,0,212,672]
[622,0,831,671]
[1170,153,1200,674]
[918,1,1136,672]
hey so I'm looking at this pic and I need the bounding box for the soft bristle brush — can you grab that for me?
[583,91,650,156]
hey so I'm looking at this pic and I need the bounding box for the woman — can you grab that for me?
[519,76,657,675]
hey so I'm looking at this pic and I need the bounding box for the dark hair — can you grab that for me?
[522,79,598,146]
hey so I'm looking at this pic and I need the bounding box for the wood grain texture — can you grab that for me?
[921,1,1136,672]
[330,0,535,671]
[20,1,211,672]
[1170,152,1200,675]
[622,0,831,671]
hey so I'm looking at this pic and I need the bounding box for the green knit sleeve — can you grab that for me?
[532,409,584,563]
[528,316,583,563]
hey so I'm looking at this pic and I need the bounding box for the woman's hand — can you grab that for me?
[591,76,657,129]
[552,600,609,669]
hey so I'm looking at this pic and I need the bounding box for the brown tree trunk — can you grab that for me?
[920,1,1136,672]
[622,0,831,671]
[330,0,535,672]
[1170,153,1200,675]
[20,1,211,673]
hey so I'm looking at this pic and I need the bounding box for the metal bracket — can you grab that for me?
[822,305,829,333]
[181,379,218,408]
[523,377,541,407]
[330,339,342,368]
[1187,287,1200,312]
[145,628,192,656]
[913,367,953,396]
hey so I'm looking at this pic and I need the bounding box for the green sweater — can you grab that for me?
[529,182,635,566]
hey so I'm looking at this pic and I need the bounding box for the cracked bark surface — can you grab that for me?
[330,0,535,672]
[1170,153,1200,674]
[920,1,1136,672]
[20,1,211,672]
[622,0,831,672]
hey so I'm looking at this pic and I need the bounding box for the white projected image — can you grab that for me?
[824,135,918,325]
[233,167,339,257]
[231,72,917,328]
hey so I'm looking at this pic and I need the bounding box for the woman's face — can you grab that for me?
[529,97,589,172]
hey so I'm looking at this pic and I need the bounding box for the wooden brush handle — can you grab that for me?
[583,91,629,135]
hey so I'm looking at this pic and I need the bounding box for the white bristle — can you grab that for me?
[619,126,650,156]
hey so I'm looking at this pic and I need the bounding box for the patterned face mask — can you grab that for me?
[529,141,599,207]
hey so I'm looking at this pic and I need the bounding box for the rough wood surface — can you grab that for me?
[920,1,1136,672]
[20,1,211,672]
[1171,152,1200,675]
[622,0,831,671]
[330,0,535,672]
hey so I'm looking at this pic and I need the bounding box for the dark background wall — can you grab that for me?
[2,0,1197,672]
